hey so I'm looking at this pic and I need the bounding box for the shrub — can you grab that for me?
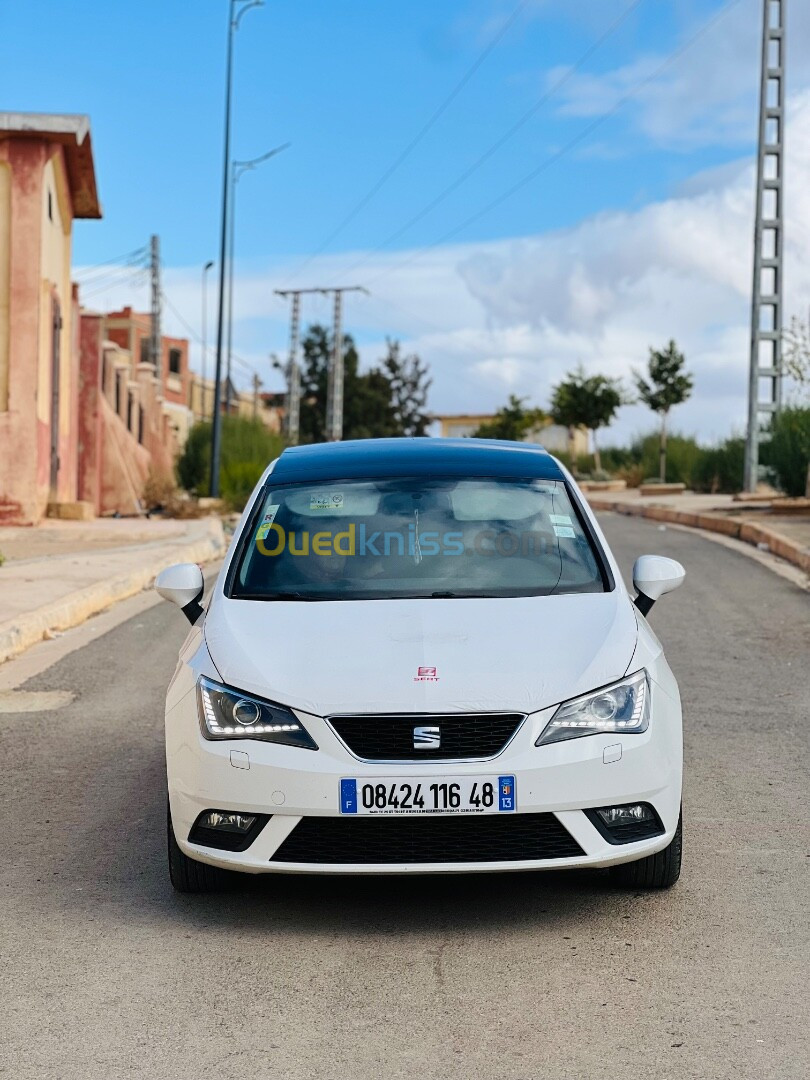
[691,437,745,494]
[629,432,702,486]
[142,468,178,511]
[762,407,810,496]
[176,416,285,510]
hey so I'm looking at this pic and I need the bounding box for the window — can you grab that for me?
[231,476,606,602]
[47,190,53,222]
[140,337,151,365]
[169,347,182,376]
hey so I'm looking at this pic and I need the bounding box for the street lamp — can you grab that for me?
[201,259,214,420]
[225,143,290,413]
[210,0,264,497]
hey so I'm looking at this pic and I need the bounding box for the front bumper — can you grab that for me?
[166,674,682,875]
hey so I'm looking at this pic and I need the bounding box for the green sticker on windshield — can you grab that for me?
[553,525,575,538]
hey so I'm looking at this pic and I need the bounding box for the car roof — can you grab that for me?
[268,438,564,483]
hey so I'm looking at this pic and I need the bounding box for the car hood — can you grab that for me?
[205,591,638,717]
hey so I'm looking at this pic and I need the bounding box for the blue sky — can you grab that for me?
[5,0,748,264]
[4,0,809,441]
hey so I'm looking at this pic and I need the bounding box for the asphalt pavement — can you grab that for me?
[1,513,808,1080]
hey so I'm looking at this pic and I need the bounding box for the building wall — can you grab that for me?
[0,159,10,412]
[0,136,85,523]
[0,138,47,522]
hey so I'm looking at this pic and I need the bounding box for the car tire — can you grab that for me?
[167,799,228,893]
[609,809,682,889]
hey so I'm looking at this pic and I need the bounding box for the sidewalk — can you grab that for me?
[585,489,810,577]
[0,516,225,664]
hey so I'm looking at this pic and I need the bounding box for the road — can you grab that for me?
[1,514,808,1080]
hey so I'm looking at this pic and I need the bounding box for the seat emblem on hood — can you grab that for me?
[413,725,441,749]
[414,665,439,682]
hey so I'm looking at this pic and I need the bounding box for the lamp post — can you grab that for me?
[209,0,264,497]
[225,142,290,414]
[201,259,214,420]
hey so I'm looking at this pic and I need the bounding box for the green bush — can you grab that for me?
[691,437,745,494]
[762,407,810,496]
[176,416,285,509]
[628,432,701,486]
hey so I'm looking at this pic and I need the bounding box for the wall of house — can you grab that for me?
[0,138,46,523]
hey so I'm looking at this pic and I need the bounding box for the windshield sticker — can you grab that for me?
[549,514,572,525]
[257,505,280,539]
[553,525,576,539]
[310,492,344,512]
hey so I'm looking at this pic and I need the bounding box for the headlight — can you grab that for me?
[197,676,318,749]
[536,670,649,746]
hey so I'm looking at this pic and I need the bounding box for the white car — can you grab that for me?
[156,438,685,893]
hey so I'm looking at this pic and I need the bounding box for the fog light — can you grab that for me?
[188,808,271,852]
[200,810,257,833]
[596,804,653,827]
[584,802,664,845]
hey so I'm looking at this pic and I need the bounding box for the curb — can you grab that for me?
[0,518,225,665]
[588,498,810,576]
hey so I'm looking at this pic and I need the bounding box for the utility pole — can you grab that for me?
[275,285,367,443]
[251,371,262,420]
[149,234,161,375]
[226,143,290,414]
[210,0,263,498]
[201,259,214,420]
[274,290,302,444]
[745,0,787,492]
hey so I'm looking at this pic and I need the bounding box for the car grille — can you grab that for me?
[328,712,525,761]
[271,813,584,864]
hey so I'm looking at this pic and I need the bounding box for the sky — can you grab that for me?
[3,0,809,445]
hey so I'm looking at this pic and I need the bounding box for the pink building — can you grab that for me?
[0,113,191,524]
[0,113,101,524]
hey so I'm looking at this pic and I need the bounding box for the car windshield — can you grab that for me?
[230,475,607,601]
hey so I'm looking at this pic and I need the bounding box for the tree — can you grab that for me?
[783,315,810,389]
[472,395,547,442]
[176,415,285,508]
[297,325,431,442]
[550,366,625,472]
[383,339,432,437]
[634,340,693,483]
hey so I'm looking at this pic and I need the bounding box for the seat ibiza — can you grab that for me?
[156,438,685,892]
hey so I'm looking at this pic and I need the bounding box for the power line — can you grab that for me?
[282,0,529,285]
[79,267,149,303]
[74,245,150,281]
[161,289,259,378]
[361,0,745,291]
[338,0,647,281]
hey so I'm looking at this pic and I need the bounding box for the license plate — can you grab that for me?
[339,775,516,815]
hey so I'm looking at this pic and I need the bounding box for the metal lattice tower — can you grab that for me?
[276,285,367,443]
[275,290,302,444]
[745,0,787,491]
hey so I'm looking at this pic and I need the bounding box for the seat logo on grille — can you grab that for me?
[413,725,441,749]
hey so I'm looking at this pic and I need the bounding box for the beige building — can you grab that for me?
[434,413,588,458]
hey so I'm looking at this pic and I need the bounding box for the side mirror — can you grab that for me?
[632,555,685,616]
[155,563,205,624]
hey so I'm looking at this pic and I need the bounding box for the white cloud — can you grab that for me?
[77,91,810,448]
[547,0,810,150]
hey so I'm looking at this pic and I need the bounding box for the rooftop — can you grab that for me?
[270,438,562,483]
[0,112,101,218]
